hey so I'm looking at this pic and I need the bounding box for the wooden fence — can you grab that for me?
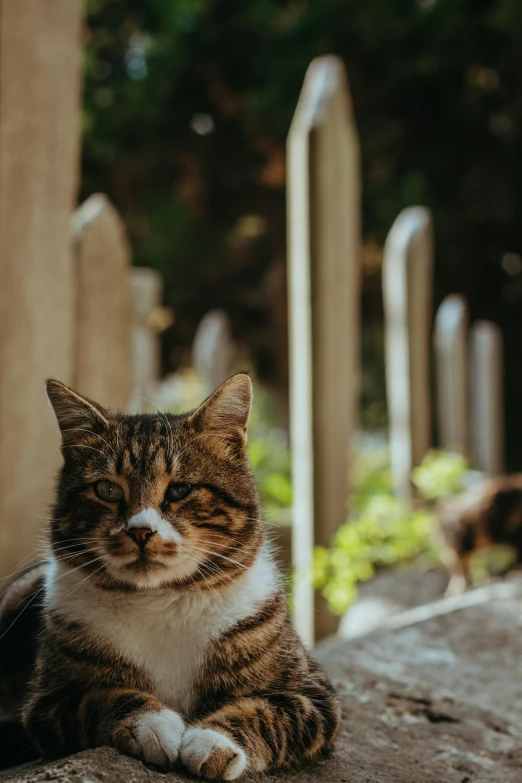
[0,182,166,578]
[287,60,505,643]
[434,296,503,475]
[0,1,165,577]
[382,243,504,501]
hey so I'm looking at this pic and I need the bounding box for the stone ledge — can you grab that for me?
[2,578,521,783]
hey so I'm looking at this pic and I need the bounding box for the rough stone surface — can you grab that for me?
[2,579,521,783]
[339,566,448,638]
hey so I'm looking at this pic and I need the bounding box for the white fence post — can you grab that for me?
[287,56,361,644]
[383,207,434,500]
[129,268,163,411]
[434,294,469,455]
[470,321,504,475]
[72,194,132,410]
[193,310,236,396]
[0,0,83,578]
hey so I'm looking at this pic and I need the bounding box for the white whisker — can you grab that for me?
[60,427,117,459]
[190,546,248,570]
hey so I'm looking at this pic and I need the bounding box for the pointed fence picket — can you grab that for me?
[72,194,132,411]
[287,55,361,644]
[382,208,434,500]
[0,0,83,579]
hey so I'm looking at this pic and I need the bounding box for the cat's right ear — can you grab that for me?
[46,380,111,444]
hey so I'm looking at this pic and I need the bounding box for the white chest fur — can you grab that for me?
[45,552,278,715]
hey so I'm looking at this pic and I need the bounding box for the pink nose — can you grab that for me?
[126,527,155,548]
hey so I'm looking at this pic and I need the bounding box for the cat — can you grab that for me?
[0,374,340,779]
[437,473,522,594]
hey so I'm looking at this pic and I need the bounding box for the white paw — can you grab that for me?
[128,709,185,768]
[180,727,247,780]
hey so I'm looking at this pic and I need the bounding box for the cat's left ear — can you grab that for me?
[190,373,252,450]
[46,380,111,446]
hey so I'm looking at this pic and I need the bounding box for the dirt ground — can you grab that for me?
[2,579,521,783]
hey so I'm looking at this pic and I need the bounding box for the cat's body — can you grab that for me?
[0,564,45,768]
[0,376,339,779]
[45,547,279,717]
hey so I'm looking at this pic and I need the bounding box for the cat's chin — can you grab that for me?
[105,555,197,590]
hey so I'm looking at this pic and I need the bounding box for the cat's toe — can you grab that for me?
[180,727,247,780]
[126,709,185,768]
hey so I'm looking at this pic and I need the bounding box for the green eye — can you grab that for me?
[94,480,124,503]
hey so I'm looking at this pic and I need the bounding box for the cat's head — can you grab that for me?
[46,374,263,590]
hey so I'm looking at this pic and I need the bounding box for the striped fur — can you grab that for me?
[1,375,340,778]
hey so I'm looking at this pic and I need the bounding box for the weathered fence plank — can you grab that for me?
[0,0,83,578]
[470,321,504,475]
[434,294,469,455]
[129,268,163,411]
[287,56,361,644]
[72,194,132,410]
[383,207,434,500]
[193,310,235,396]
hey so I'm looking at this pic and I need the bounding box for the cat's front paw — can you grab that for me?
[126,709,185,768]
[180,727,247,780]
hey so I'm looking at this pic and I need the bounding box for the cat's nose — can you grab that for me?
[126,527,156,549]
[126,509,159,549]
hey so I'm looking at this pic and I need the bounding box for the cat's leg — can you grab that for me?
[180,690,341,780]
[23,686,185,767]
[442,547,469,596]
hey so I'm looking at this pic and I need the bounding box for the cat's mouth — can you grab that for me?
[123,556,169,572]
[103,545,198,588]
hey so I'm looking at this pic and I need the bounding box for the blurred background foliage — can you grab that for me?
[313,450,466,614]
[83,0,522,462]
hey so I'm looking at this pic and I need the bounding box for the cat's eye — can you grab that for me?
[94,480,124,503]
[165,483,192,503]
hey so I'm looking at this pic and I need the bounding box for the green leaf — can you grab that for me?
[412,450,468,501]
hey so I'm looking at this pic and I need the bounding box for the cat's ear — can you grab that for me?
[46,380,111,443]
[190,373,252,450]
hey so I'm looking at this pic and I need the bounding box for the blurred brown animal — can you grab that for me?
[437,474,522,594]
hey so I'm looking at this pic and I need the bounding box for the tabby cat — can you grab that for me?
[0,375,340,779]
